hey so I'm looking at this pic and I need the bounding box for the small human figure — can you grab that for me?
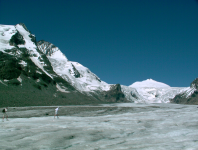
[2,107,8,122]
[54,107,59,119]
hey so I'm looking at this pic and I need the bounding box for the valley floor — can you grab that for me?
[1,103,198,150]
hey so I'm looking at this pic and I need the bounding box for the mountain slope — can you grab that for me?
[37,40,110,92]
[0,24,127,107]
[170,78,198,104]
[0,24,105,106]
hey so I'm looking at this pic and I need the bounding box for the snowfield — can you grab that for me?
[1,104,198,150]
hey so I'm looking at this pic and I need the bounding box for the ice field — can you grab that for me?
[1,103,198,150]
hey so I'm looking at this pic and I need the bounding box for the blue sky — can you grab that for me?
[1,0,198,87]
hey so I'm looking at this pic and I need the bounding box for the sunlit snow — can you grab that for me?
[15,24,37,52]
[122,85,188,103]
[129,79,170,88]
[0,25,16,51]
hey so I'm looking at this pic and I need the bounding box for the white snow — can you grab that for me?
[122,85,188,103]
[17,76,22,83]
[50,49,67,59]
[130,79,170,88]
[1,104,198,149]
[37,41,110,92]
[46,52,110,92]
[0,25,16,51]
[19,60,27,67]
[121,79,190,103]
[56,84,70,93]
[0,80,7,86]
[15,24,37,52]
[0,24,37,52]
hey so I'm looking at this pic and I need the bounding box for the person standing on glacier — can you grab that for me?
[2,107,8,122]
[54,107,59,119]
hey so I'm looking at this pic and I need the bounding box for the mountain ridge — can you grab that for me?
[0,23,197,106]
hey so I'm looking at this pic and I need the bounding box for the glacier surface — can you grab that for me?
[1,104,198,150]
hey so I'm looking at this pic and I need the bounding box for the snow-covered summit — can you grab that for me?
[0,24,37,52]
[37,40,110,92]
[0,24,54,79]
[129,79,170,88]
[123,79,187,103]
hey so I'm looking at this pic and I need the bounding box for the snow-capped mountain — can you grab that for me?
[0,23,196,106]
[0,23,53,79]
[121,79,188,103]
[37,40,110,92]
[129,79,170,88]
[0,23,106,106]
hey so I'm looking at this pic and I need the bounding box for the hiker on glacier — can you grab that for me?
[54,107,59,119]
[2,107,8,122]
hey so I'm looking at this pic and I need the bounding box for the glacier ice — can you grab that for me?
[1,104,198,150]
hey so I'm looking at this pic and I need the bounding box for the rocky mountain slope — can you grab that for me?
[170,78,198,104]
[37,40,110,92]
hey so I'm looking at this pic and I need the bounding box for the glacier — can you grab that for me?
[1,104,198,150]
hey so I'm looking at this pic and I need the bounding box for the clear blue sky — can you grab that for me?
[1,0,198,87]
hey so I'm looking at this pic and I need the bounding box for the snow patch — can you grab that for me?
[0,80,7,86]
[0,25,16,51]
[36,70,42,74]
[19,60,27,67]
[50,50,67,59]
[56,84,70,93]
[17,76,22,82]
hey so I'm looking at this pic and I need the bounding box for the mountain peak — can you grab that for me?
[37,40,67,60]
[129,79,170,88]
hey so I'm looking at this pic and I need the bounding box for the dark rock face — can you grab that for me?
[71,63,81,78]
[171,78,198,105]
[9,31,25,46]
[103,84,129,102]
[191,78,198,89]
[19,23,31,33]
[37,40,58,56]
[131,93,138,99]
[29,34,36,44]
[0,51,22,80]
[170,93,198,105]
